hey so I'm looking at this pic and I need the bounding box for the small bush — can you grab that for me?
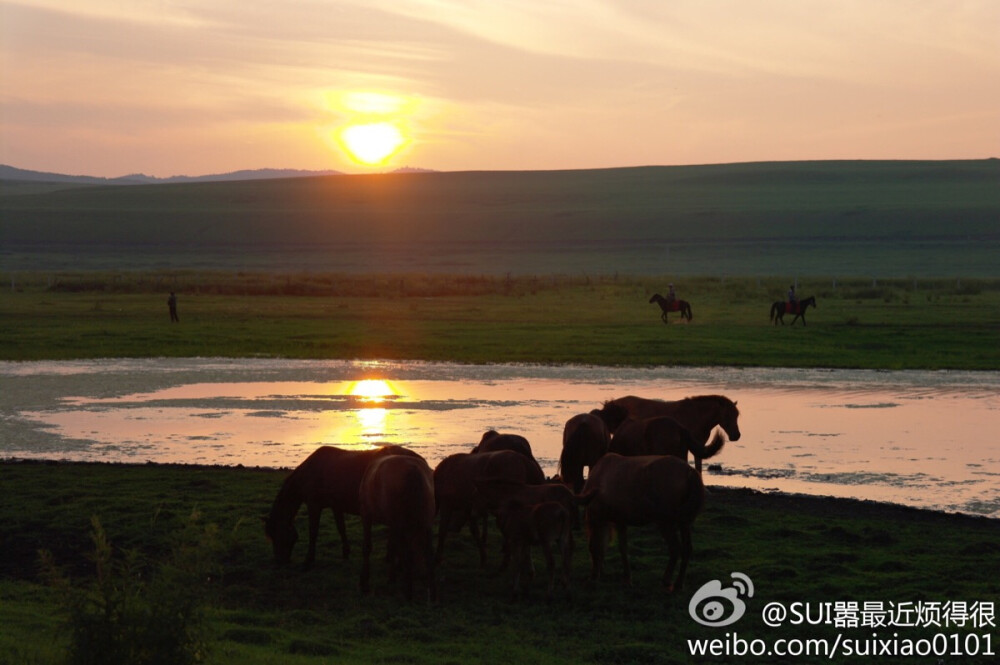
[40,513,221,665]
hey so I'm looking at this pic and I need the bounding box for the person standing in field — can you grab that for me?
[167,292,179,322]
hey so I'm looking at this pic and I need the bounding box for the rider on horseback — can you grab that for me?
[666,283,677,308]
[787,285,798,314]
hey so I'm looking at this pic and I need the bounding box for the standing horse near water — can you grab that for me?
[558,412,611,493]
[433,449,545,566]
[264,444,420,568]
[610,416,725,469]
[359,454,437,602]
[649,293,693,323]
[596,395,741,474]
[770,295,816,326]
[583,453,704,591]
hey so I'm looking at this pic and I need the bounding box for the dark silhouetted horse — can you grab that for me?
[649,293,693,322]
[583,453,704,592]
[433,450,545,566]
[472,430,535,459]
[264,444,420,568]
[610,416,725,471]
[497,499,574,600]
[596,395,741,474]
[359,454,437,602]
[770,295,816,326]
[558,412,611,493]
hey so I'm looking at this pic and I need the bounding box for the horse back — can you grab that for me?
[584,454,701,526]
[291,445,420,515]
[361,454,435,528]
[474,431,534,458]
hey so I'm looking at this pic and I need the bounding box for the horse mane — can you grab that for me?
[683,394,733,405]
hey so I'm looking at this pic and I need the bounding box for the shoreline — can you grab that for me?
[4,456,996,526]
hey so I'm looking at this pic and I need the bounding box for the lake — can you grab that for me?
[2,359,997,518]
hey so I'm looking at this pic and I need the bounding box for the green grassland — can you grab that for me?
[2,272,998,369]
[3,160,999,276]
[2,461,998,665]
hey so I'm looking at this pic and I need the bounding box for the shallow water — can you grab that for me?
[2,359,998,518]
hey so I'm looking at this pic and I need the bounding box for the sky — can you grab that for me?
[1,0,998,177]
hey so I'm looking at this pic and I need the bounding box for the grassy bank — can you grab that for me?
[2,272,999,369]
[2,461,998,664]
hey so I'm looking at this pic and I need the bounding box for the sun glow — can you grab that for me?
[338,122,406,166]
[349,379,398,403]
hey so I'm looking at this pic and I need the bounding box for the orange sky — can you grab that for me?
[1,1,998,177]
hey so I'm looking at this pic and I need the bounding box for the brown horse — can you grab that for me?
[649,293,693,322]
[596,394,741,474]
[496,499,574,600]
[472,430,535,459]
[770,295,816,326]
[359,454,437,602]
[583,453,704,592]
[264,444,420,568]
[610,416,725,470]
[558,412,611,493]
[433,450,545,566]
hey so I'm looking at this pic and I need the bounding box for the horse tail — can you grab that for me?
[684,302,693,321]
[769,302,778,322]
[688,429,726,460]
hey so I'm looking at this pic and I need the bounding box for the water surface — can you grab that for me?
[2,359,997,517]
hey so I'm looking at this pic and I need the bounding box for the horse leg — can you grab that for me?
[561,531,574,595]
[659,521,682,592]
[360,517,374,594]
[541,538,557,600]
[334,510,350,559]
[617,525,632,586]
[587,512,606,581]
[469,511,488,567]
[423,527,438,604]
[434,506,451,564]
[304,503,321,570]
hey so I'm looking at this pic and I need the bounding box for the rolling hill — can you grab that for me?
[2,160,998,277]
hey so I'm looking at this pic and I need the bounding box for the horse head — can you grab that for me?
[716,397,741,442]
[264,515,299,565]
[596,400,630,432]
[648,294,662,304]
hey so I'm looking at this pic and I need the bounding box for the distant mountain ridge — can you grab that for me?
[0,164,440,184]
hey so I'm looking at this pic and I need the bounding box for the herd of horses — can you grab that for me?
[264,394,741,602]
[649,292,817,325]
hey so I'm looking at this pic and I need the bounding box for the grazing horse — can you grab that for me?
[359,454,437,601]
[583,453,704,592]
[496,499,574,600]
[770,295,816,326]
[610,416,725,470]
[649,293,693,323]
[264,444,420,568]
[472,430,535,459]
[433,450,545,566]
[596,395,741,474]
[558,412,611,493]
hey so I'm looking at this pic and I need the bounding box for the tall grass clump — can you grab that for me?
[39,513,223,665]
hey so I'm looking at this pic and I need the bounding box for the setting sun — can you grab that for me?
[349,379,397,403]
[338,122,406,166]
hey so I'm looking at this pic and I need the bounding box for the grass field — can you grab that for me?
[2,272,998,369]
[4,160,999,276]
[2,461,998,665]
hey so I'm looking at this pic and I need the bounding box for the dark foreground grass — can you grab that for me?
[2,461,998,664]
[3,272,999,369]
